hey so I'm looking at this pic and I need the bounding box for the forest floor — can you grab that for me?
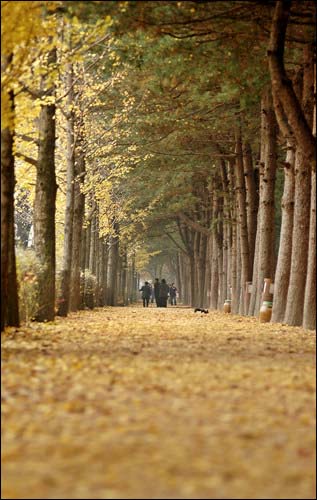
[1,305,316,499]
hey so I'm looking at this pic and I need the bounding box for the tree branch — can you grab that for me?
[15,152,37,167]
[267,0,315,163]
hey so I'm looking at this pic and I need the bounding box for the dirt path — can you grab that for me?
[1,306,316,499]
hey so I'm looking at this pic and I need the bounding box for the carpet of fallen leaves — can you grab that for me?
[1,305,316,499]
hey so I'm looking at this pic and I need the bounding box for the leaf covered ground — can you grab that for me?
[1,306,316,499]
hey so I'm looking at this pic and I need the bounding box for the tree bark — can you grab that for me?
[210,234,219,310]
[248,209,260,316]
[303,63,316,330]
[243,141,259,275]
[58,62,75,316]
[1,82,19,329]
[69,122,86,311]
[107,225,119,306]
[303,167,316,330]
[228,159,238,312]
[33,48,57,322]
[89,214,97,274]
[235,127,251,314]
[284,45,314,326]
[271,147,295,323]
[255,88,278,315]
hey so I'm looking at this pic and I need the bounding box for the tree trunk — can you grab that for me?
[248,209,260,316]
[121,247,128,305]
[176,251,182,303]
[271,147,295,322]
[210,232,219,310]
[193,230,201,307]
[302,167,316,330]
[85,223,91,270]
[69,122,85,312]
[204,236,211,308]
[219,159,230,302]
[235,127,251,314]
[243,141,259,275]
[58,62,75,316]
[303,64,316,330]
[189,254,196,307]
[236,220,242,313]
[255,88,277,315]
[89,214,97,274]
[33,48,57,322]
[1,82,19,330]
[284,45,314,326]
[107,226,119,306]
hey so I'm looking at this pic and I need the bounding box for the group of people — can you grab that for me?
[139,279,178,307]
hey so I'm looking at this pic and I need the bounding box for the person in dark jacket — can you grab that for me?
[154,278,160,307]
[169,283,177,305]
[139,281,151,307]
[159,278,169,308]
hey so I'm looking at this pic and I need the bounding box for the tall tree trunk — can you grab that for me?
[255,88,278,314]
[270,69,300,323]
[121,247,128,305]
[228,177,238,311]
[235,127,251,314]
[89,214,97,274]
[189,254,196,307]
[176,251,182,302]
[58,61,75,316]
[219,159,230,302]
[303,167,316,330]
[248,210,260,316]
[69,119,85,312]
[236,220,242,313]
[271,147,295,322]
[103,242,109,305]
[243,141,259,275]
[210,232,219,310]
[303,64,316,330]
[85,223,91,270]
[95,235,100,306]
[34,48,57,322]
[193,230,201,307]
[284,45,314,326]
[204,236,211,308]
[1,79,19,330]
[107,225,119,306]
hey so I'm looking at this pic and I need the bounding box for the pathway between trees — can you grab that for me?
[1,307,316,499]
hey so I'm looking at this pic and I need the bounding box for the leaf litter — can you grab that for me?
[1,306,316,499]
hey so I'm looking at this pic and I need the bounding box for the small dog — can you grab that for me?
[194,308,209,314]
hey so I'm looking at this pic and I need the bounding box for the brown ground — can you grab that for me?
[1,306,316,499]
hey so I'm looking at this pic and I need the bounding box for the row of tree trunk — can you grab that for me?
[171,39,315,329]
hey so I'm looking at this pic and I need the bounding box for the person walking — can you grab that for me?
[139,281,151,307]
[154,278,160,307]
[159,278,169,308]
[149,282,154,303]
[169,283,177,305]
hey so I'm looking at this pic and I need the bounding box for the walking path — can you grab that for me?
[1,306,316,499]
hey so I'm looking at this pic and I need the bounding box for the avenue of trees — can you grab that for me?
[1,0,316,331]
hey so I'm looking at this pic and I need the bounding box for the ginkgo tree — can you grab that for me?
[1,0,59,329]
